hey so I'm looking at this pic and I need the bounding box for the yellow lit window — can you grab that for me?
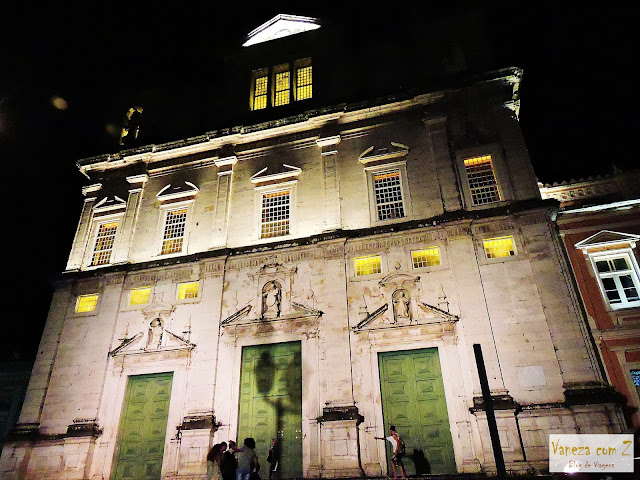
[161,208,188,255]
[464,155,501,205]
[261,190,290,238]
[178,281,199,300]
[274,70,291,106]
[130,287,151,306]
[412,247,440,268]
[76,294,99,313]
[483,236,516,258]
[355,256,382,276]
[253,75,268,110]
[91,221,118,266]
[296,65,312,101]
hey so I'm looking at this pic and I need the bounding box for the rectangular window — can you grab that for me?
[261,190,290,238]
[483,236,516,258]
[130,287,151,306]
[91,221,118,266]
[178,281,199,300]
[253,75,268,110]
[295,65,312,101]
[76,294,99,313]
[274,69,291,106]
[161,208,188,255]
[593,253,640,308]
[412,247,440,268]
[355,255,382,276]
[464,155,501,205]
[631,369,640,398]
[373,170,405,221]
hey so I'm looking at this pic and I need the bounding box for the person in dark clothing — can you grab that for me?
[220,440,237,480]
[267,438,280,480]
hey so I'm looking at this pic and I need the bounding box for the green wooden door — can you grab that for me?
[238,342,302,479]
[379,349,456,475]
[112,373,174,480]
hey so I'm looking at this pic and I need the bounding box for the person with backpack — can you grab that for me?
[375,425,407,479]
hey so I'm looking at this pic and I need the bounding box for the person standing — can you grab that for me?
[234,437,258,480]
[221,440,237,480]
[267,438,280,480]
[207,443,227,480]
[375,425,407,479]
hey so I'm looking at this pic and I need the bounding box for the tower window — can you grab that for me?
[253,75,268,110]
[250,58,312,110]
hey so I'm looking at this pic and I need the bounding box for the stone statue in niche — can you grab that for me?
[392,289,411,323]
[146,317,163,349]
[261,280,282,319]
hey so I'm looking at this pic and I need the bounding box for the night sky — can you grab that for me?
[1,2,636,360]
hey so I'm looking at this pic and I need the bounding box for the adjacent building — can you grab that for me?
[540,171,640,429]
[1,13,629,480]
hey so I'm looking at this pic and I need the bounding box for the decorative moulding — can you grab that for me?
[359,142,409,164]
[251,164,302,185]
[243,14,320,47]
[156,181,199,201]
[574,230,640,252]
[93,195,127,213]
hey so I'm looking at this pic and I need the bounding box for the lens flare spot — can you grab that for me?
[51,96,68,110]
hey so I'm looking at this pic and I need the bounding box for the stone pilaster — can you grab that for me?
[210,156,237,247]
[317,136,341,231]
[65,192,98,271]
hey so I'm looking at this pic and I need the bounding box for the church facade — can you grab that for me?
[1,14,628,480]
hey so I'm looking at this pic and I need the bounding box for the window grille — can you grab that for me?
[355,256,382,276]
[253,75,268,110]
[161,208,187,255]
[373,170,405,220]
[91,221,118,266]
[593,253,640,308]
[261,190,290,238]
[296,65,312,100]
[130,287,151,306]
[464,155,501,205]
[412,247,440,268]
[178,282,199,300]
[76,294,99,313]
[483,236,516,258]
[274,71,291,106]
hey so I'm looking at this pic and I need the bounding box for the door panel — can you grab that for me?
[112,373,173,480]
[379,349,455,475]
[238,342,302,479]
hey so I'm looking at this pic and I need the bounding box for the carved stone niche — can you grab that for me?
[249,262,297,319]
[109,294,195,357]
[353,271,459,332]
[221,262,322,338]
[379,272,420,324]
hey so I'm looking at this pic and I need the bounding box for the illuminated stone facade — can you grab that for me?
[0,14,629,480]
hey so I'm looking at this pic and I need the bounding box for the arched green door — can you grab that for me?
[112,372,173,480]
[379,349,456,475]
[238,342,302,479]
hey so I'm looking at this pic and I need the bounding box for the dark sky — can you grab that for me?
[1,2,636,360]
